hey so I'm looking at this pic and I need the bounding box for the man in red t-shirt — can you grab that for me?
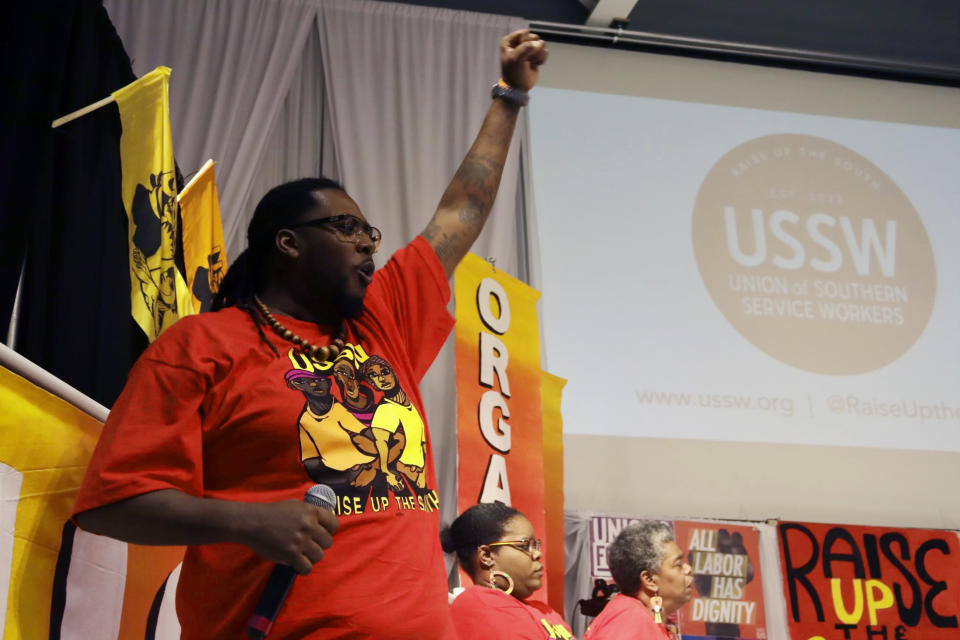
[72,30,548,640]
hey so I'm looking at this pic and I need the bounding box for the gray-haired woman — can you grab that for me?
[584,522,693,639]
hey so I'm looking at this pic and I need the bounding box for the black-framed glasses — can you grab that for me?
[288,215,381,252]
[488,538,542,555]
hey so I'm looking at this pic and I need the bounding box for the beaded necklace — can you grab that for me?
[254,296,346,362]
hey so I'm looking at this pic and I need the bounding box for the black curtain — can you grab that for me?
[2,0,147,407]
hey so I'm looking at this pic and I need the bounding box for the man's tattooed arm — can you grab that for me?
[421,98,520,277]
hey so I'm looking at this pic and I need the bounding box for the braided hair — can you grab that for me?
[440,502,521,574]
[212,177,345,355]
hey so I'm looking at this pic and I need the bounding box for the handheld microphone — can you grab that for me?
[246,484,337,639]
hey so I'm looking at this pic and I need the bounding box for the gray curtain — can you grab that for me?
[315,0,525,270]
[313,0,526,580]
[104,0,532,582]
[246,22,340,235]
[564,510,596,637]
[104,0,320,259]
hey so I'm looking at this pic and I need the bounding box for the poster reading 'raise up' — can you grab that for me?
[778,522,960,640]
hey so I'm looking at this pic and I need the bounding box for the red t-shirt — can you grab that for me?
[73,237,457,639]
[450,585,576,639]
[583,594,674,640]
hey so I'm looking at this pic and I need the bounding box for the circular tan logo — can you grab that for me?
[692,134,936,375]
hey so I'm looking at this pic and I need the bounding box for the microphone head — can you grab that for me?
[304,484,337,510]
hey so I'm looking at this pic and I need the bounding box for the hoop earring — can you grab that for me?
[489,570,515,595]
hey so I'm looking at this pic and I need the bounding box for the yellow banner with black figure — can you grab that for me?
[113,66,193,340]
[179,159,227,313]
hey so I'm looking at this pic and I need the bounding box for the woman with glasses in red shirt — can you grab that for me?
[442,503,575,640]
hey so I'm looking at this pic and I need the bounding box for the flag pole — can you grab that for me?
[51,95,116,128]
[177,159,216,202]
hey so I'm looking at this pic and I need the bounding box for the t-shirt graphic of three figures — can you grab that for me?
[287,344,428,501]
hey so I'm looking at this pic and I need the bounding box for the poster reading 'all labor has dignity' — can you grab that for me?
[589,517,767,639]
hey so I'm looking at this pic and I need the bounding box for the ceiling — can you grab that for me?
[383,0,960,83]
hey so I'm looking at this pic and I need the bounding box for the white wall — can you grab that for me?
[563,435,959,528]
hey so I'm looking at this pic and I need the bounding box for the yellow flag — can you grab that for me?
[113,66,193,340]
[179,159,227,314]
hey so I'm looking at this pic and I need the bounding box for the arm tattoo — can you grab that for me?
[458,156,495,192]
[422,219,461,272]
[423,100,519,274]
[458,194,484,225]
[446,154,499,224]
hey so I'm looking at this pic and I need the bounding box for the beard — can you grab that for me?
[333,289,365,318]
[300,262,367,320]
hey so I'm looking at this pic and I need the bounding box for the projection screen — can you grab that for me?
[531,44,960,454]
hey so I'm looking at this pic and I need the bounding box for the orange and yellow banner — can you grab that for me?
[453,253,548,595]
[179,159,227,314]
[541,371,566,614]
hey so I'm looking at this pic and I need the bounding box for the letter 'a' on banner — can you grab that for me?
[778,521,960,640]
[178,159,227,314]
[453,253,548,596]
[112,66,193,341]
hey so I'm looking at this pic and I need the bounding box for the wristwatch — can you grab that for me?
[491,78,529,107]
